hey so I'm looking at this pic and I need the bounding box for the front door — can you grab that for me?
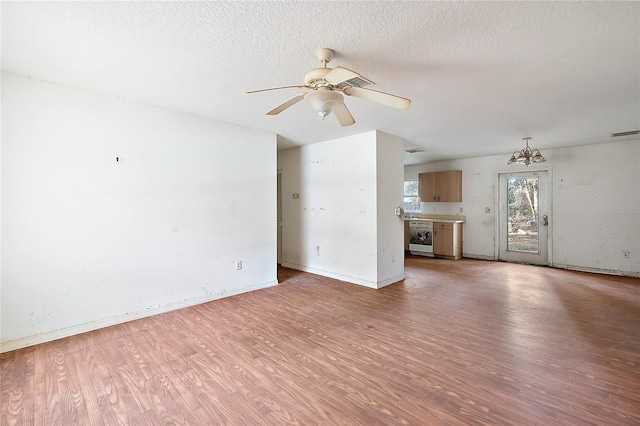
[498,170,549,265]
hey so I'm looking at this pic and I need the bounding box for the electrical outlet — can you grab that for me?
[359,208,366,216]
[316,245,320,256]
[235,260,242,270]
[623,250,630,259]
[459,207,464,213]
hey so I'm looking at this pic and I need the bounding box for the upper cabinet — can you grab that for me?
[418,170,462,202]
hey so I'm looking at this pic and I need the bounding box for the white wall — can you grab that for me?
[405,139,640,276]
[376,132,405,285]
[278,130,405,288]
[1,72,278,351]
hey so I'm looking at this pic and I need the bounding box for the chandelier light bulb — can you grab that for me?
[507,137,546,166]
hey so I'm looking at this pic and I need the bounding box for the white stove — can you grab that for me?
[408,220,433,256]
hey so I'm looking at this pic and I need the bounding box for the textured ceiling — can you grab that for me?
[2,1,639,164]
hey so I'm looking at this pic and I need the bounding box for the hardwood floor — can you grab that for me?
[2,257,640,425]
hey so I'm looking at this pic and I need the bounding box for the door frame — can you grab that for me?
[277,169,283,265]
[494,166,553,266]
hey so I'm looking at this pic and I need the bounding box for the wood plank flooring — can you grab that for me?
[2,257,640,425]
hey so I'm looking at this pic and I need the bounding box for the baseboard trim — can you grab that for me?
[280,262,404,289]
[448,254,638,278]
[461,253,496,261]
[376,273,406,289]
[552,263,639,278]
[0,279,278,353]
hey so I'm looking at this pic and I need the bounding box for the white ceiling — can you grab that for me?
[2,1,638,164]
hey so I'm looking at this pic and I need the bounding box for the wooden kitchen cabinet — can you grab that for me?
[433,222,463,259]
[404,220,410,251]
[418,170,462,202]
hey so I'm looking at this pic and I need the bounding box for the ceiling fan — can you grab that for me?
[244,48,411,127]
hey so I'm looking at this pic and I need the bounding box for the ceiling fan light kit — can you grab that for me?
[507,137,546,166]
[245,48,411,127]
[305,88,344,119]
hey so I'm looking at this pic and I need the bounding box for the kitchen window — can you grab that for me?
[404,180,420,212]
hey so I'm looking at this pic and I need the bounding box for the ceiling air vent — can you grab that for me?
[611,129,640,137]
[404,147,424,154]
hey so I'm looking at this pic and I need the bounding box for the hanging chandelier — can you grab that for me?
[507,137,546,166]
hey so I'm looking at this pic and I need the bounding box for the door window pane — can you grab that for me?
[507,177,539,252]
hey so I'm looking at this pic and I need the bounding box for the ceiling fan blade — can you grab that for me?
[324,66,361,85]
[333,102,355,127]
[343,86,411,110]
[244,85,308,94]
[266,94,306,115]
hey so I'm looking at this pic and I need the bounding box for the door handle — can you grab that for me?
[542,215,548,226]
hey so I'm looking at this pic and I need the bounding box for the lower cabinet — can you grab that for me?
[433,222,463,260]
[404,221,410,251]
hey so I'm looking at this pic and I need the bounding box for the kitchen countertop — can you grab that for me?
[404,215,466,223]
[406,218,465,223]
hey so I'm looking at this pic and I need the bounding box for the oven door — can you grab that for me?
[409,221,433,254]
